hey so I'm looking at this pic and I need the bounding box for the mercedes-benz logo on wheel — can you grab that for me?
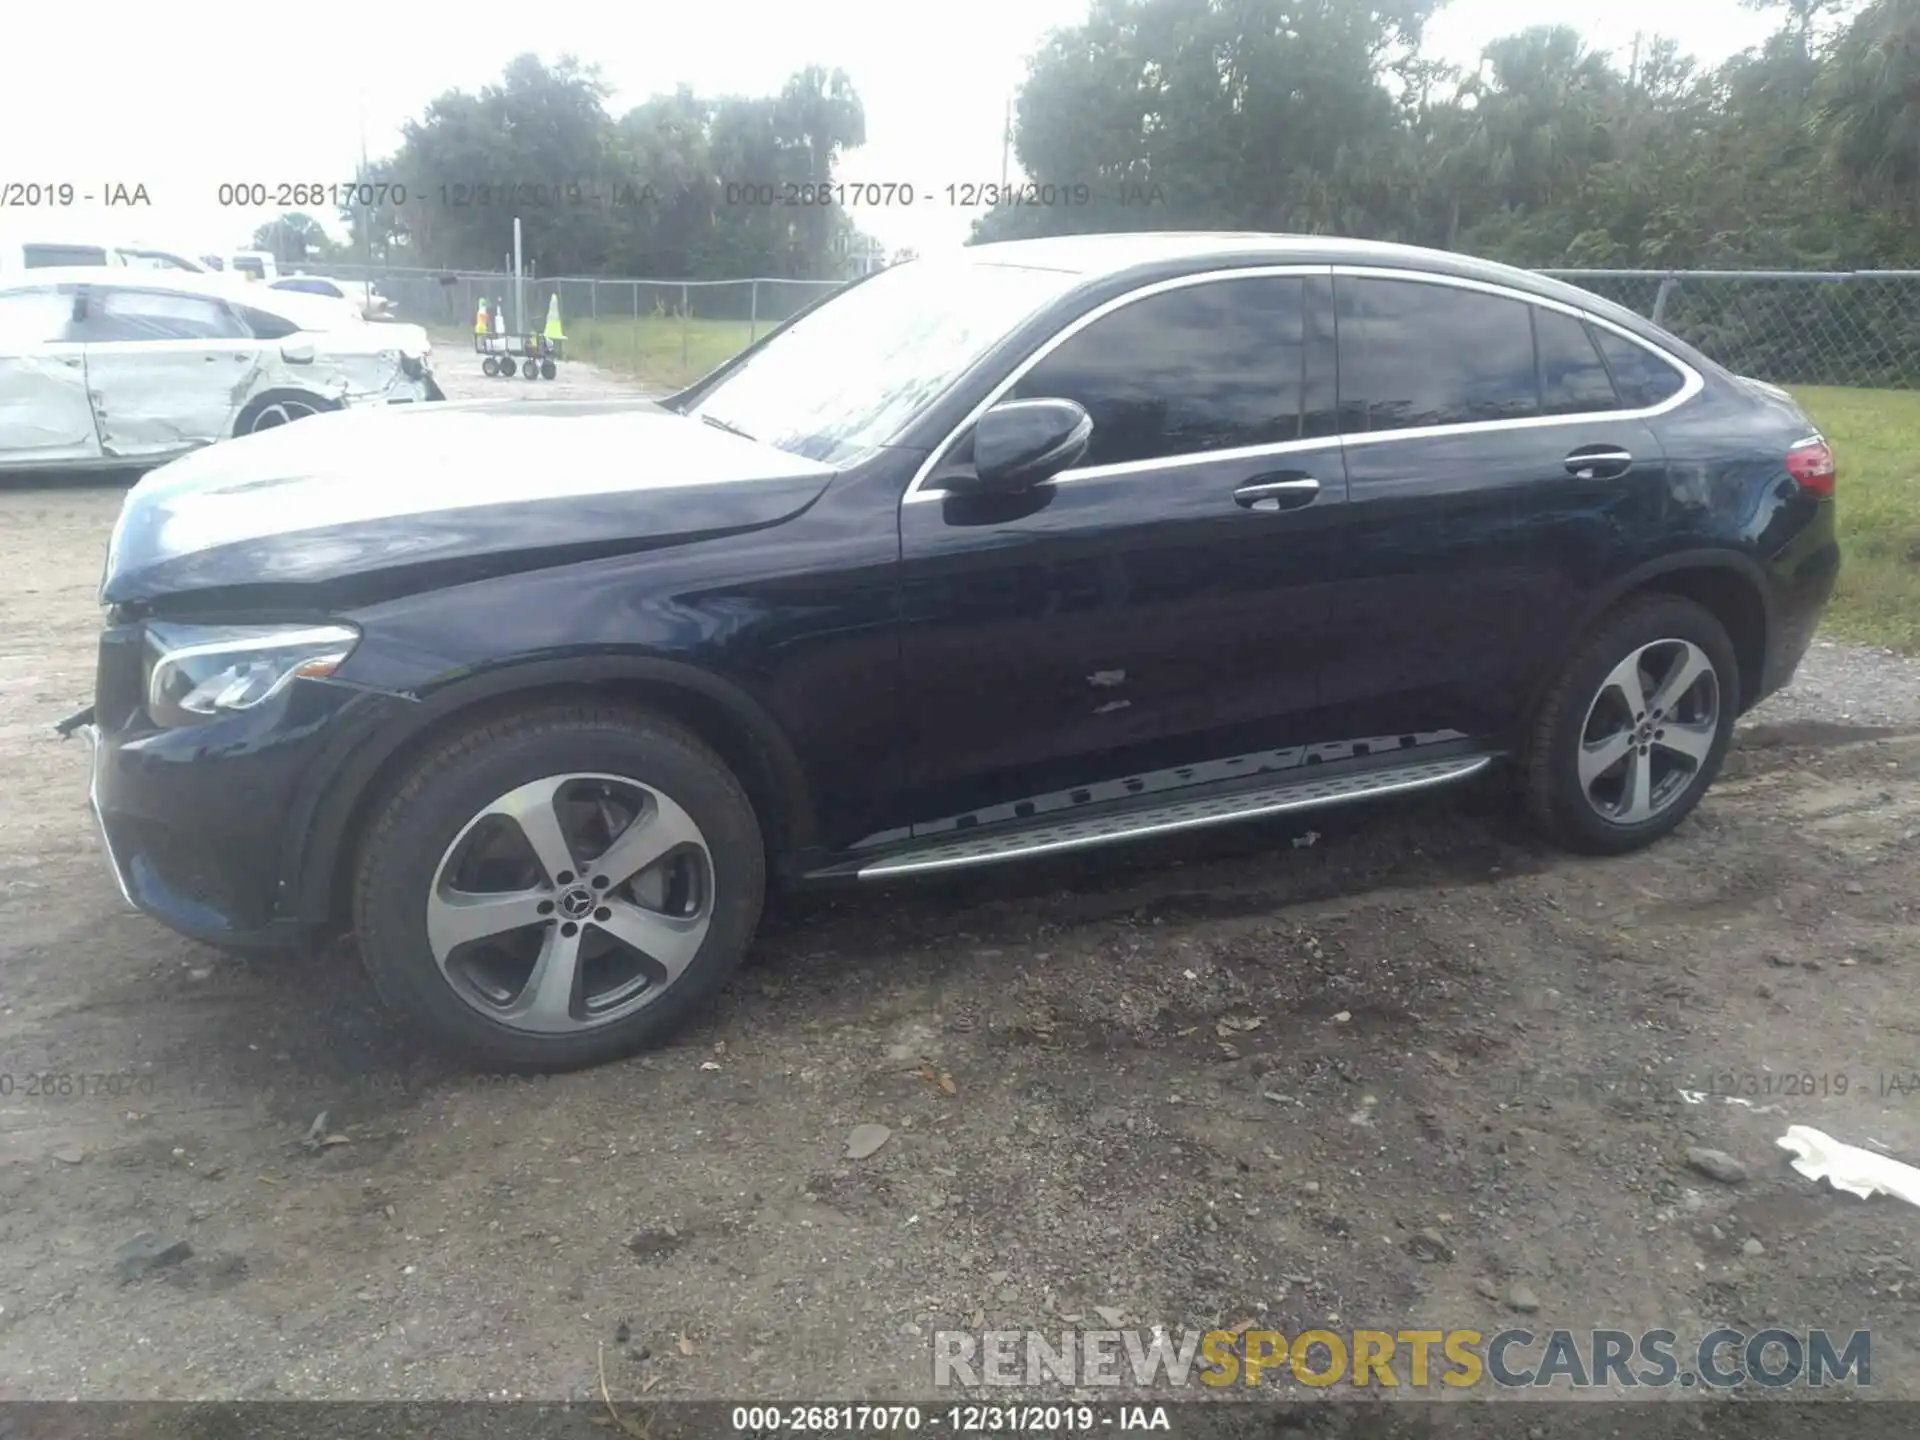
[558,886,595,920]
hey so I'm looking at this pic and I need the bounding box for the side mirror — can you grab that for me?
[280,339,316,365]
[959,397,1092,494]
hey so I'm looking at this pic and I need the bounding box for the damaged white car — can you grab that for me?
[0,268,441,472]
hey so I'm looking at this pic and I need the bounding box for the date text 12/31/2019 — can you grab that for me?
[212,180,1168,211]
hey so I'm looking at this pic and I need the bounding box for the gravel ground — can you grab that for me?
[434,354,662,405]
[1742,638,1920,730]
[2,372,1919,1424]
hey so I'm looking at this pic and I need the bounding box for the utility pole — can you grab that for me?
[1000,95,1013,189]
[513,217,524,336]
[357,86,372,272]
[1624,30,1642,145]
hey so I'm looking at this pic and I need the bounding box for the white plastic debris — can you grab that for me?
[1776,1125,1920,1206]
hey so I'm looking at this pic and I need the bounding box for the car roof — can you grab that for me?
[958,231,1710,367]
[2,265,262,293]
[0,266,345,326]
[964,232,1561,293]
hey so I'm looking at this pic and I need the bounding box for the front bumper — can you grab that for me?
[334,352,442,411]
[72,718,137,911]
[73,632,412,951]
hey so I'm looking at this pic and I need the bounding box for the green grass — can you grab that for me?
[1794,386,1920,653]
[563,315,760,388]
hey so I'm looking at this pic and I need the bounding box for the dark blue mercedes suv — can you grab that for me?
[63,234,1840,1069]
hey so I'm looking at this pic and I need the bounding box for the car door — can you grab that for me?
[72,285,267,460]
[0,285,101,467]
[895,269,1348,828]
[1323,270,1673,738]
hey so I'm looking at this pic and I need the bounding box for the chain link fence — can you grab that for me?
[288,260,1920,393]
[1544,269,1920,390]
[289,263,845,388]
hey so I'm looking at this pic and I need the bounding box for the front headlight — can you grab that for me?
[144,622,359,729]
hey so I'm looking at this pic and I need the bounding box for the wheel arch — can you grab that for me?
[1526,550,1774,731]
[233,387,339,436]
[298,656,819,932]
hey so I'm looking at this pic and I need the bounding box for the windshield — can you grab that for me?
[685,258,1082,465]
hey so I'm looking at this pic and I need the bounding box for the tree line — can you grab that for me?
[257,55,873,282]
[976,0,1920,274]
[258,0,1920,306]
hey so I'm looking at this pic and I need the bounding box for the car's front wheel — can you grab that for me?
[352,704,766,1070]
[1522,595,1739,855]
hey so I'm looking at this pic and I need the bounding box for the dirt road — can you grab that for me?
[2,372,1918,1413]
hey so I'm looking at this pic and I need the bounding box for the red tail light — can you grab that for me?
[1786,436,1836,497]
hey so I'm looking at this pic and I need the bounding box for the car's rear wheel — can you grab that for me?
[1522,595,1738,855]
[352,704,765,1071]
[235,391,336,436]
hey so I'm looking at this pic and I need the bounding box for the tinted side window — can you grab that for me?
[1009,277,1306,468]
[74,289,249,342]
[1535,307,1620,415]
[1336,277,1538,433]
[0,288,77,347]
[1592,328,1686,409]
[276,278,340,297]
[23,244,108,268]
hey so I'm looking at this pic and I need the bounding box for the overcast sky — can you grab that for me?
[2,0,1784,270]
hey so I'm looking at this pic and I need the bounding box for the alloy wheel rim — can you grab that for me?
[1577,638,1720,826]
[426,773,714,1034]
[251,399,319,431]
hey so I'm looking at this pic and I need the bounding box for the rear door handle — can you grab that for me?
[1233,474,1320,511]
[1565,445,1633,479]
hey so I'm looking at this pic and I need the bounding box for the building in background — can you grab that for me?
[840,230,890,278]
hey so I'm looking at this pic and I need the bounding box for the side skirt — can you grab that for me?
[805,735,1504,881]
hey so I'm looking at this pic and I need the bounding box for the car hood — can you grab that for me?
[102,398,837,607]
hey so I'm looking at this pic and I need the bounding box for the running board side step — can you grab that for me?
[845,754,1496,880]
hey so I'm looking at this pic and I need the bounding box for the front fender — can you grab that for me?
[285,653,821,928]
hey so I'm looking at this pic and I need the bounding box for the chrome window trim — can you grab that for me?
[1327,265,1704,451]
[902,262,1703,504]
[903,264,1331,503]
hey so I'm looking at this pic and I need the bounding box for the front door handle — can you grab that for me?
[1565,445,1633,480]
[1233,474,1320,511]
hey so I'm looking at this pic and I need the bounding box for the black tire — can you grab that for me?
[351,704,766,1071]
[540,359,557,380]
[233,390,338,437]
[499,357,517,378]
[481,357,499,377]
[1522,595,1739,855]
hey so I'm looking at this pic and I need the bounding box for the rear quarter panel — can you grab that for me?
[1643,375,1838,697]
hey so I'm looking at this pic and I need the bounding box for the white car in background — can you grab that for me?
[1,240,139,270]
[273,273,396,320]
[0,268,441,472]
[1,243,367,326]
